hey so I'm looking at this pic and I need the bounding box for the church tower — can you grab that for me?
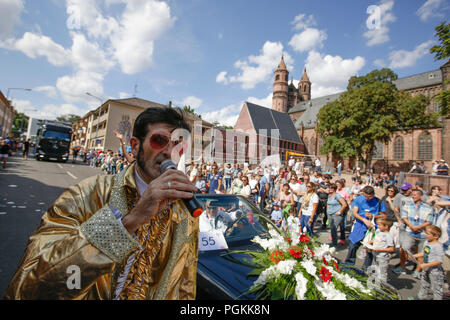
[272,56,289,113]
[298,68,311,101]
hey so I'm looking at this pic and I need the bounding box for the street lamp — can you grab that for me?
[85,92,104,150]
[6,87,32,100]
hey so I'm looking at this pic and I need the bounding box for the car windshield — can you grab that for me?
[43,130,71,141]
[196,195,268,246]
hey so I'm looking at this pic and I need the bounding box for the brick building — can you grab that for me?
[0,91,15,138]
[285,59,450,173]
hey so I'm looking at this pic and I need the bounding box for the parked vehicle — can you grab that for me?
[194,194,401,300]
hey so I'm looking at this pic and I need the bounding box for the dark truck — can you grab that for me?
[35,122,72,162]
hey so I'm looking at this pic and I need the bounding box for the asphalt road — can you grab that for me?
[0,152,99,297]
[0,153,446,300]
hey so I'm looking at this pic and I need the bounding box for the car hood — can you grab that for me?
[197,240,261,300]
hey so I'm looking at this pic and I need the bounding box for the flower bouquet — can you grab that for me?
[233,216,398,300]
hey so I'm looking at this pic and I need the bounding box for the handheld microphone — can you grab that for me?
[160,159,204,218]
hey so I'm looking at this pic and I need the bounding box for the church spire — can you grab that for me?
[301,68,310,82]
[277,55,287,71]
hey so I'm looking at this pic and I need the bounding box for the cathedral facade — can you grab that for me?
[269,56,449,174]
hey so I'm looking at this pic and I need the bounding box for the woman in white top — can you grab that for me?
[239,175,252,200]
[289,174,302,214]
[298,182,319,236]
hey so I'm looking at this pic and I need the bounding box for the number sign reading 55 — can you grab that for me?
[199,231,228,251]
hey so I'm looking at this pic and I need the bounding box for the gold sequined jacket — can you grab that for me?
[4,162,199,300]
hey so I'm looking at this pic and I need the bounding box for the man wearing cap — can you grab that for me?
[437,159,449,176]
[315,174,332,230]
[392,182,414,274]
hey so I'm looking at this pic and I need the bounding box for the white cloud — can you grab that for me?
[216,41,294,90]
[416,0,446,21]
[176,96,203,109]
[109,0,175,74]
[70,32,114,73]
[0,0,24,38]
[247,93,273,108]
[201,104,241,127]
[291,13,317,30]
[11,98,88,120]
[305,50,365,98]
[388,40,435,69]
[373,59,387,68]
[119,92,132,99]
[56,71,105,103]
[216,71,229,85]
[289,28,327,53]
[33,86,58,99]
[6,32,72,66]
[363,0,396,46]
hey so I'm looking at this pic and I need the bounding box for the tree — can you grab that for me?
[430,21,449,61]
[12,112,29,134]
[430,21,450,118]
[317,69,440,170]
[183,105,202,119]
[56,114,81,123]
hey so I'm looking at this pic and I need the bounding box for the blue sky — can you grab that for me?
[0,0,448,125]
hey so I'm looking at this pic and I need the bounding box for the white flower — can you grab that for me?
[332,272,372,295]
[276,259,297,275]
[253,265,278,287]
[252,260,297,288]
[315,281,347,300]
[314,244,336,260]
[294,272,308,300]
[301,259,317,278]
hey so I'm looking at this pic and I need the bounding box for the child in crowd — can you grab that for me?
[271,202,283,228]
[368,218,395,284]
[413,225,445,300]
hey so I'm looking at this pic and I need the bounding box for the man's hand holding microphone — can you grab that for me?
[122,160,203,234]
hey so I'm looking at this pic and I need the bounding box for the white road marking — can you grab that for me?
[67,171,77,179]
[0,212,6,215]
[57,163,63,169]
[8,185,18,188]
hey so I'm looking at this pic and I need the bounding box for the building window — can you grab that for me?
[393,136,404,160]
[433,100,441,113]
[275,75,280,81]
[418,133,432,160]
[373,141,383,159]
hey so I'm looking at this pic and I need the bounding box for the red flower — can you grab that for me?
[270,250,285,264]
[299,234,311,243]
[333,261,340,273]
[322,257,328,266]
[289,246,302,259]
[284,236,292,244]
[308,248,315,258]
[320,266,333,283]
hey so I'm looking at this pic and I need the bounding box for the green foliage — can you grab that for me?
[183,105,202,119]
[12,112,29,132]
[430,21,449,61]
[56,114,81,123]
[317,68,440,169]
[433,84,450,118]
